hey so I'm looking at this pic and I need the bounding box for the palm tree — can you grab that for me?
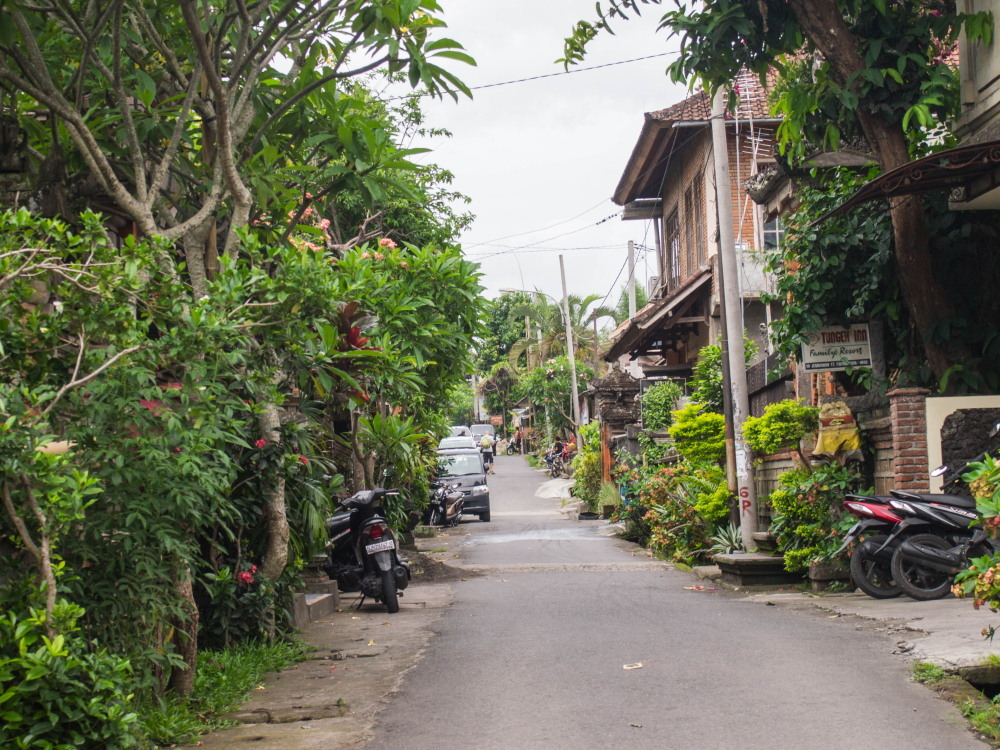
[507,292,615,368]
[611,280,649,325]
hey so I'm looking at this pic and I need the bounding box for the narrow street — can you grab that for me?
[366,455,987,750]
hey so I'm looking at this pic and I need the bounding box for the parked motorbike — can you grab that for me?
[834,494,905,598]
[425,481,465,527]
[885,491,993,600]
[506,439,519,456]
[878,424,1000,600]
[324,488,411,613]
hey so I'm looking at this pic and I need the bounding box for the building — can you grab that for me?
[603,71,780,387]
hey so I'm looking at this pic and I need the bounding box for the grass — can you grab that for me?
[912,661,948,684]
[134,638,308,747]
[913,660,1000,746]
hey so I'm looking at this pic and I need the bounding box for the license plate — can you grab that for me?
[365,539,395,554]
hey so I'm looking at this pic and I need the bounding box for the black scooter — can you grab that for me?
[425,481,464,526]
[324,488,411,613]
[879,424,1000,600]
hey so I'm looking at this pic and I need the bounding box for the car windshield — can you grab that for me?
[437,453,482,476]
[439,437,474,449]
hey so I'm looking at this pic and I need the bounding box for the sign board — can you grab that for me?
[801,324,872,372]
[489,414,503,426]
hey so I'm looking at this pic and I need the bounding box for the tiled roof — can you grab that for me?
[648,70,776,123]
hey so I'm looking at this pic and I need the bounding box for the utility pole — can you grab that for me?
[710,88,757,549]
[627,240,637,318]
[559,255,581,448]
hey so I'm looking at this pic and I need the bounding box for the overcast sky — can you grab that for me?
[409,1,690,309]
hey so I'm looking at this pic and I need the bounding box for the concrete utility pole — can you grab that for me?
[710,88,757,549]
[559,255,582,448]
[627,240,637,318]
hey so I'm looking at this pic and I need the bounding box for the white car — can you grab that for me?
[438,435,477,450]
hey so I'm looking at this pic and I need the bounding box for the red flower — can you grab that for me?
[255,439,267,449]
[299,455,309,466]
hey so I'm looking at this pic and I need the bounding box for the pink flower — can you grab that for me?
[255,439,267,449]
[401,261,408,268]
[318,219,331,230]
[374,252,385,260]
[360,252,371,259]
[237,571,254,585]
[379,237,397,249]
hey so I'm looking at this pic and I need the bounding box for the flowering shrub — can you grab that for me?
[200,564,276,649]
[953,456,1000,610]
[639,462,731,563]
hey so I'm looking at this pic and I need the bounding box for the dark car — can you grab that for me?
[435,447,490,522]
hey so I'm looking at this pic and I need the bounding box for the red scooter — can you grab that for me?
[835,494,905,598]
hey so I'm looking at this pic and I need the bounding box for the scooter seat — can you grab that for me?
[326,511,352,534]
[889,490,978,509]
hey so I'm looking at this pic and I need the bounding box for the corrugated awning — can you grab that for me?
[819,139,1000,222]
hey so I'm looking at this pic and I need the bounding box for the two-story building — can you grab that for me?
[603,72,780,387]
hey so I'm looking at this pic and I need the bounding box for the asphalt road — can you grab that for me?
[365,455,988,750]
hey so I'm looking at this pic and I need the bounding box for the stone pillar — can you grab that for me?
[889,388,931,492]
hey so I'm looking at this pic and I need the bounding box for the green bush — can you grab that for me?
[571,421,603,508]
[768,462,862,572]
[669,404,726,465]
[743,399,819,458]
[0,604,138,749]
[641,381,684,431]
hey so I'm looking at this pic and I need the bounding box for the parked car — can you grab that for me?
[470,423,496,444]
[438,435,477,450]
[435,448,491,522]
[450,425,472,437]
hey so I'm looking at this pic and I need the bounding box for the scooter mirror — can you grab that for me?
[991,423,1000,439]
[930,465,949,477]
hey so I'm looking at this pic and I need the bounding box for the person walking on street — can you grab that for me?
[480,433,496,474]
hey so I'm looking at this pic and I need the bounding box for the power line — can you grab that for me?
[470,213,621,260]
[383,52,674,103]
[464,199,616,249]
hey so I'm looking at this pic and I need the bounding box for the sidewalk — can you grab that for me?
[188,579,456,749]
[738,587,1000,671]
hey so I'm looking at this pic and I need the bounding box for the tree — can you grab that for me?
[508,293,615,367]
[515,356,594,436]
[612,279,648,324]
[0,1,473,290]
[476,292,532,372]
[563,0,994,387]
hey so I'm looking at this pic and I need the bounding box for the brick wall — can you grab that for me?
[889,388,930,492]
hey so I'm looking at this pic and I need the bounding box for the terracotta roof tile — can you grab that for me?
[649,70,776,123]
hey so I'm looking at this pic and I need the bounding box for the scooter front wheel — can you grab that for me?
[849,534,902,599]
[427,507,441,526]
[890,533,953,601]
[380,569,399,613]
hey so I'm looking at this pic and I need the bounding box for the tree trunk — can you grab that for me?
[790,2,968,384]
[167,561,199,698]
[258,401,289,583]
